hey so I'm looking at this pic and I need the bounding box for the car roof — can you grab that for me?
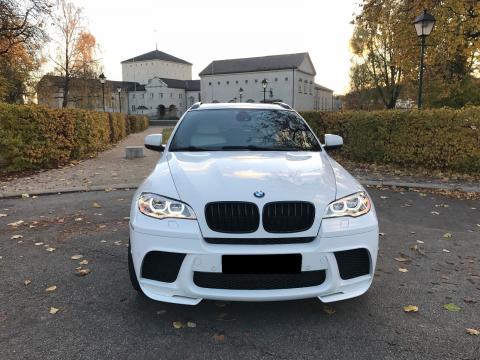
[190,102,293,111]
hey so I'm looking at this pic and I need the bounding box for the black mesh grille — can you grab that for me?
[334,248,370,280]
[263,202,315,233]
[193,271,326,290]
[204,237,315,245]
[141,251,186,283]
[205,202,259,233]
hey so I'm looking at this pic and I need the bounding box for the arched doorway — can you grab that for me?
[157,104,166,118]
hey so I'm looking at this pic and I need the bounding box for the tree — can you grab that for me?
[51,0,100,108]
[0,0,51,56]
[349,0,480,109]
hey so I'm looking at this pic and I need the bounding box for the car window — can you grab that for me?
[169,109,321,151]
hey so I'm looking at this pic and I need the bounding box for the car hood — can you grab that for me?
[166,151,336,237]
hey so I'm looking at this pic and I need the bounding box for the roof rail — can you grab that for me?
[272,102,293,110]
[189,102,202,110]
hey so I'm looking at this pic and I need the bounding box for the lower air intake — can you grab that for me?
[193,270,326,290]
[334,248,370,280]
[141,251,186,283]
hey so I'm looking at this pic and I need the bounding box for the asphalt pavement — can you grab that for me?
[0,188,479,360]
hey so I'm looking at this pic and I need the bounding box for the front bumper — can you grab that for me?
[130,213,379,305]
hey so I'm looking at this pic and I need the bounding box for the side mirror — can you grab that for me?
[144,134,164,152]
[324,134,343,150]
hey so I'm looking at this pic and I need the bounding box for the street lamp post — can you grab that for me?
[117,87,122,113]
[261,79,268,103]
[99,73,106,112]
[239,87,244,103]
[413,9,436,109]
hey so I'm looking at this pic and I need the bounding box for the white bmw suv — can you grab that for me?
[129,102,378,305]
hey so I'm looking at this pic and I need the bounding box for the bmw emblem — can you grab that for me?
[254,191,265,198]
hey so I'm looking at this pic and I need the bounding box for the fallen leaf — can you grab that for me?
[416,240,424,244]
[187,321,196,328]
[431,211,440,215]
[156,310,167,315]
[34,242,44,246]
[398,268,409,273]
[24,279,31,286]
[74,217,83,222]
[466,328,479,336]
[92,202,102,208]
[45,285,57,292]
[442,249,451,253]
[463,297,477,304]
[100,240,107,243]
[172,321,184,329]
[403,305,418,313]
[213,333,225,342]
[443,233,452,238]
[0,214,7,217]
[322,304,336,315]
[79,259,88,265]
[75,268,91,277]
[45,247,55,252]
[49,307,59,314]
[21,193,29,198]
[8,220,24,227]
[379,232,385,236]
[113,241,122,246]
[380,196,388,199]
[443,303,461,312]
[394,256,410,262]
[70,254,83,260]
[11,234,23,240]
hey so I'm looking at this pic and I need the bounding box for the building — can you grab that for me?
[199,53,333,111]
[37,50,335,117]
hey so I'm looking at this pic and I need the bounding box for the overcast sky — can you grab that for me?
[72,0,359,94]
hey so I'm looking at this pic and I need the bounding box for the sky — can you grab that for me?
[71,0,359,94]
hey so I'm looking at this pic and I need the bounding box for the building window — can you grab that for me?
[304,80,307,94]
[285,77,288,81]
[150,93,154,98]
[160,93,163,98]
[132,94,136,99]
[132,105,135,111]
[298,79,302,93]
[245,80,248,84]
[226,81,229,85]
[209,82,212,86]
[217,81,220,85]
[170,93,173,98]
[141,94,144,99]
[235,80,239,84]
[255,79,258,83]
[179,93,183,99]
[274,78,278,82]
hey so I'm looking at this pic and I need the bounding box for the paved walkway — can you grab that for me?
[0,126,166,197]
[1,126,479,197]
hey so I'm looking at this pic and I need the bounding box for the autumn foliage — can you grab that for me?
[301,108,480,174]
[0,104,149,172]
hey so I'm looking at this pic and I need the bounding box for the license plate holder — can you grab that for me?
[222,254,301,274]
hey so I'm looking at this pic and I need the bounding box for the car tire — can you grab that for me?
[128,243,142,292]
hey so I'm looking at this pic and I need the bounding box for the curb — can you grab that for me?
[1,180,479,199]
[0,184,139,199]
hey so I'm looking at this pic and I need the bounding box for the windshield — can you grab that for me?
[169,109,321,152]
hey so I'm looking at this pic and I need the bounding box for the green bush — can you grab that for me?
[0,105,149,173]
[300,107,480,174]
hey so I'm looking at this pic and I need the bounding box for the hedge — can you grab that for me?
[300,107,480,174]
[0,104,149,173]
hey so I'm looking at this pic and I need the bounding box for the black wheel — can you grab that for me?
[128,243,142,292]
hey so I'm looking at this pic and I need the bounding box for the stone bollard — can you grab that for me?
[125,146,144,159]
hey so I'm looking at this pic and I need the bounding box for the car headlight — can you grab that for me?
[138,193,196,220]
[324,191,371,218]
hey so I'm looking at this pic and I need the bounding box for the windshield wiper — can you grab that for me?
[170,146,219,152]
[221,145,306,151]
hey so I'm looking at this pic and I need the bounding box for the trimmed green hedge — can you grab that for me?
[300,107,480,174]
[0,104,149,172]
